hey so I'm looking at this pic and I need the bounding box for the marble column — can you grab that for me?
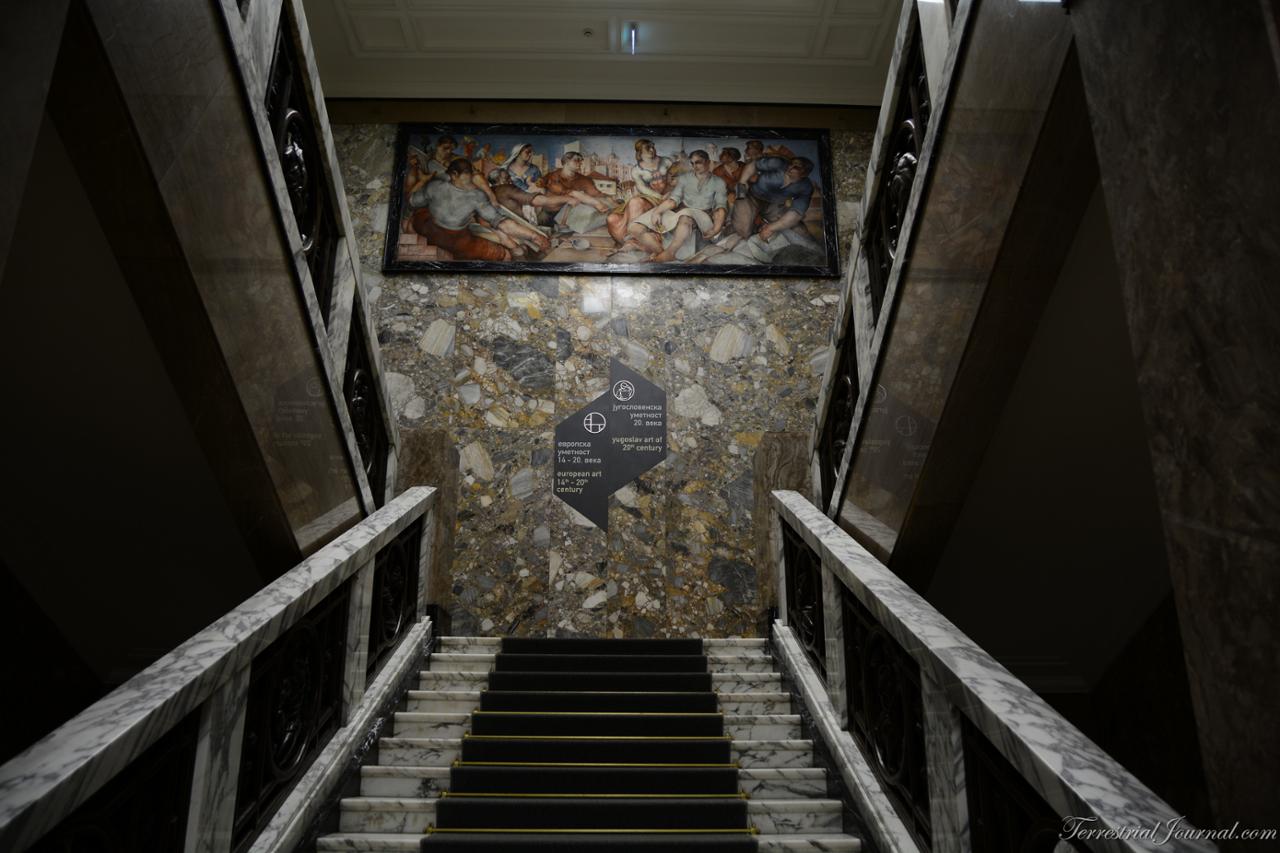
[922,673,970,853]
[1071,0,1280,828]
[342,558,376,722]
[770,504,789,627]
[754,435,811,615]
[183,666,250,853]
[397,427,458,623]
[820,561,849,725]
[416,505,436,620]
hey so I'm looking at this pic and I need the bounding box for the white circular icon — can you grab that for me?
[583,412,607,434]
[612,380,636,402]
[894,415,918,437]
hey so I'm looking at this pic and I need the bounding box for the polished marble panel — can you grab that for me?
[0,0,68,276]
[1071,0,1280,829]
[840,0,1072,545]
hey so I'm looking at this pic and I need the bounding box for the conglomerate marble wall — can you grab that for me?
[333,124,871,638]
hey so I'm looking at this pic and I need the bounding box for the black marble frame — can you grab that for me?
[382,123,840,278]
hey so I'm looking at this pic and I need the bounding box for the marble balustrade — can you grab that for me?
[770,488,1214,853]
[0,486,438,853]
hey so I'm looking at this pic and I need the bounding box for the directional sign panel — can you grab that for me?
[553,359,667,530]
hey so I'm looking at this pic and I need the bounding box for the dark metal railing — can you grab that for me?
[344,305,391,507]
[367,518,424,680]
[233,583,351,851]
[266,12,339,324]
[964,718,1092,853]
[817,328,860,511]
[863,20,932,324]
[842,586,930,848]
[29,714,200,853]
[782,521,827,679]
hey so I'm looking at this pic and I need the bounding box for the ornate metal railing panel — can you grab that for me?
[817,328,860,511]
[842,585,931,848]
[863,23,931,324]
[266,15,339,325]
[964,718,1093,852]
[782,520,826,679]
[232,582,350,851]
[29,714,199,853]
[344,305,390,507]
[367,518,424,680]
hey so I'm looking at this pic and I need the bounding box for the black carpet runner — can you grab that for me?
[421,637,758,852]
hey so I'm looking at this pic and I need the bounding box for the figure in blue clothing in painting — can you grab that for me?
[731,154,817,242]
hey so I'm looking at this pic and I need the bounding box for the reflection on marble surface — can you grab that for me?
[840,0,1072,542]
[1071,0,1280,828]
[773,490,1213,852]
[333,123,872,637]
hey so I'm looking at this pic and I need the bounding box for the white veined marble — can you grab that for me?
[750,799,844,834]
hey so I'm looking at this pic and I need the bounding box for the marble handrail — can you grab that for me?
[771,489,1213,853]
[0,485,437,852]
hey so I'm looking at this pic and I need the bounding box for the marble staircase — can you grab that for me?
[316,637,862,851]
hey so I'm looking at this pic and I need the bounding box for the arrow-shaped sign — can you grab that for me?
[553,359,667,530]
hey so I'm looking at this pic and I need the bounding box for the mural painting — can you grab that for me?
[383,124,839,278]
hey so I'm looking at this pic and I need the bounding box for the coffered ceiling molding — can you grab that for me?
[303,0,904,106]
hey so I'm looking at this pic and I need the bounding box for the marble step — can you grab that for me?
[435,637,771,653]
[390,712,802,739]
[375,738,813,769]
[720,692,792,714]
[405,690,482,713]
[428,652,774,673]
[317,832,860,851]
[750,799,843,833]
[403,689,792,715]
[337,797,842,834]
[361,766,451,798]
[359,766,828,800]
[417,671,784,693]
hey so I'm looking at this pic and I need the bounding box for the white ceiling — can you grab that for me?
[302,0,903,106]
